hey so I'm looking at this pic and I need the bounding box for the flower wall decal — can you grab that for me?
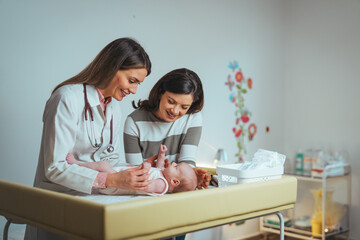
[225,61,257,162]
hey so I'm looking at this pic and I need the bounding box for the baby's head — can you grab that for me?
[162,162,197,193]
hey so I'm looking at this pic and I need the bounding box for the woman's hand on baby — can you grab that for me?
[144,154,158,167]
[105,165,151,190]
[164,158,169,168]
[194,167,211,189]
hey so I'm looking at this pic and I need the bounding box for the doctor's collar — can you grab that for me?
[85,84,103,107]
[96,88,112,104]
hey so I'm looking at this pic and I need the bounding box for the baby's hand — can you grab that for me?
[160,144,167,153]
[156,144,167,169]
[141,162,152,169]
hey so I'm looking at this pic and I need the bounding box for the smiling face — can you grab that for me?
[155,91,194,122]
[100,68,147,101]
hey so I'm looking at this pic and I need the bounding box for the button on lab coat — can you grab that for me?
[33,84,122,194]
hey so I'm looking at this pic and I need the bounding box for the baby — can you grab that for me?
[66,144,197,196]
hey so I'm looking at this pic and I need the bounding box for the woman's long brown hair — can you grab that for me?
[53,38,151,93]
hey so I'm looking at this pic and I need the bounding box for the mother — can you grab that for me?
[124,68,210,189]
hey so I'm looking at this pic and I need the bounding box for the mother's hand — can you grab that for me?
[105,165,151,191]
[194,167,211,189]
[144,154,158,167]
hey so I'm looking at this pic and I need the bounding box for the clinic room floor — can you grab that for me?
[2,225,351,240]
[251,232,350,240]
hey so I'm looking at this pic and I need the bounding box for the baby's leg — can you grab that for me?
[155,144,167,169]
[66,153,116,173]
[80,161,116,173]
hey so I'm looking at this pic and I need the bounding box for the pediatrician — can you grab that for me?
[25,38,153,240]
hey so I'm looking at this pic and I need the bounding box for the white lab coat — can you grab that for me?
[25,84,123,239]
[33,84,123,194]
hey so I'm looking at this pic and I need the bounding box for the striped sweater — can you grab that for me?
[123,109,202,167]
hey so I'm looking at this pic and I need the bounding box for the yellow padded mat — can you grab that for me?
[0,176,297,240]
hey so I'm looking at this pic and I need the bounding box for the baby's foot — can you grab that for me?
[66,153,79,165]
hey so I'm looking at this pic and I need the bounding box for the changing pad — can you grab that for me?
[0,176,297,240]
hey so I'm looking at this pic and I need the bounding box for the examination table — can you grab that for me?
[0,175,297,240]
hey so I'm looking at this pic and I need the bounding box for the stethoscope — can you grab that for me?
[83,83,114,153]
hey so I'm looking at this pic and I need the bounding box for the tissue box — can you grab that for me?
[217,163,284,187]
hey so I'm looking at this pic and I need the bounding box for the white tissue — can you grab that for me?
[216,149,286,185]
[239,149,286,171]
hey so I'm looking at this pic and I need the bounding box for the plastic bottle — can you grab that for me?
[295,151,304,175]
[303,149,312,176]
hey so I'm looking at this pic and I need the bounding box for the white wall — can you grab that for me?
[282,1,360,239]
[0,1,285,239]
[0,0,285,183]
[0,0,359,239]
